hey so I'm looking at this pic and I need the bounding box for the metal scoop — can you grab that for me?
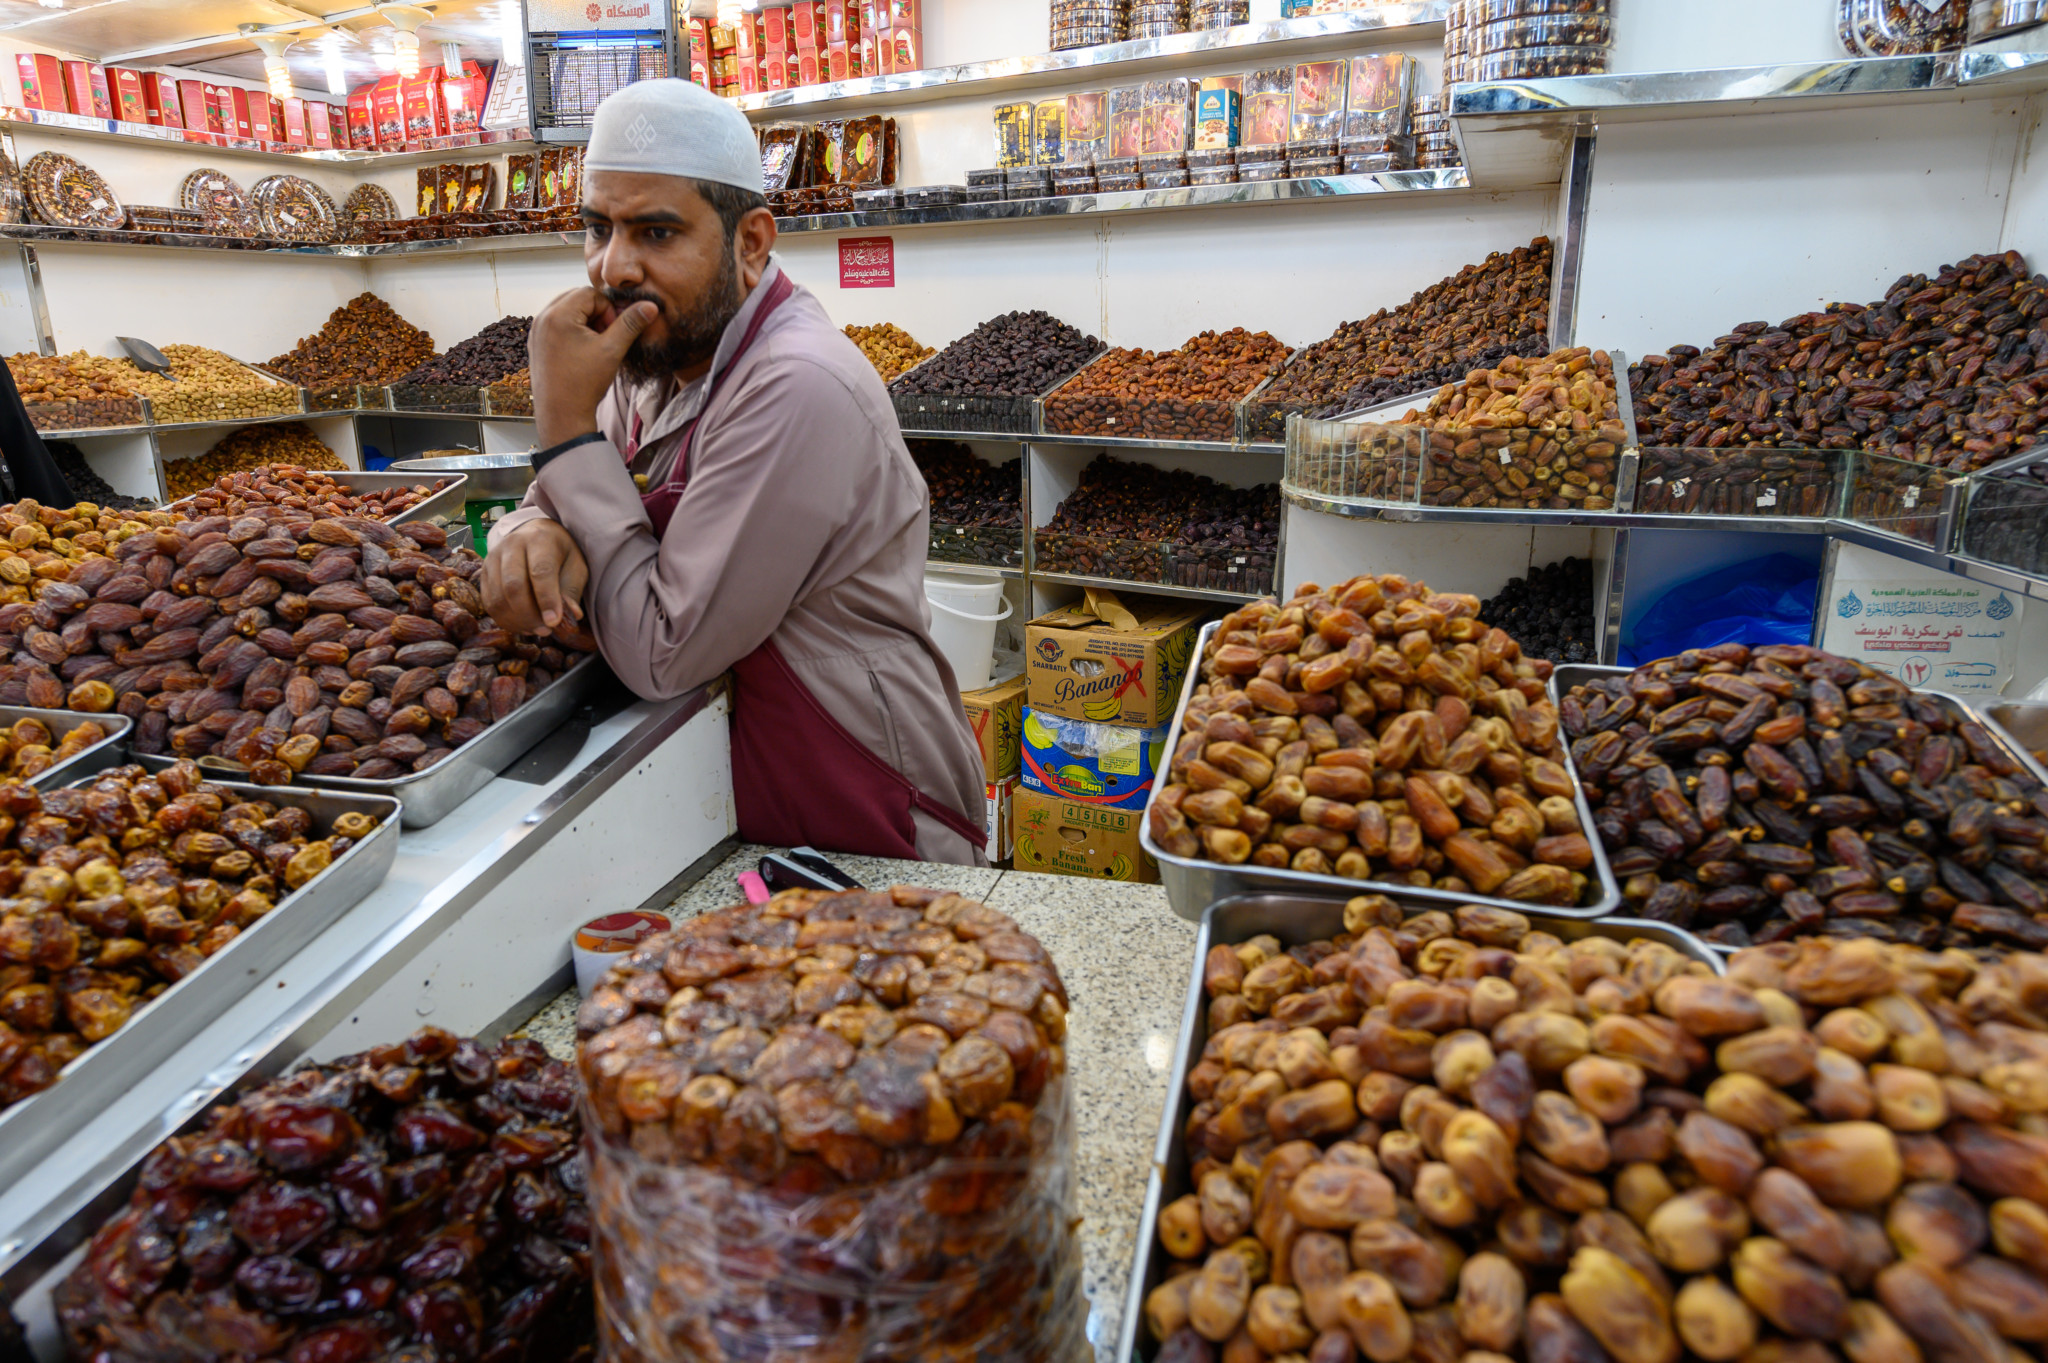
[116,336,174,378]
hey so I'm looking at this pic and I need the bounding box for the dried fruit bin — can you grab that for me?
[9,706,131,789]
[1634,444,1847,519]
[888,351,1091,437]
[304,383,389,413]
[1033,529,1172,585]
[1043,372,1250,444]
[1167,544,1276,597]
[138,651,604,829]
[385,382,486,416]
[162,469,472,530]
[23,396,146,432]
[1840,448,1959,545]
[149,364,302,427]
[484,377,534,417]
[929,521,1024,570]
[1282,415,1428,507]
[0,779,400,1192]
[1983,697,2048,789]
[1115,890,1721,1363]
[1956,446,2048,575]
[1141,622,1623,923]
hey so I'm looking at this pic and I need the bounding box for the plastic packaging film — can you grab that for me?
[574,886,1087,1362]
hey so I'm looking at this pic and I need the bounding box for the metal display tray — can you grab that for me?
[138,652,606,829]
[1115,891,1723,1363]
[0,778,401,1192]
[162,469,471,529]
[1,707,132,789]
[1981,698,2048,789]
[1141,622,1623,923]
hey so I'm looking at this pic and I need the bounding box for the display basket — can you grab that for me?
[1634,443,1847,519]
[484,377,534,417]
[1033,529,1172,584]
[1282,412,1428,506]
[386,382,486,415]
[1166,542,1277,596]
[23,395,146,432]
[1042,354,1257,444]
[149,359,302,426]
[888,346,1104,437]
[10,706,131,789]
[1116,889,1721,1363]
[929,520,1024,570]
[305,382,390,413]
[162,468,470,527]
[1841,447,1959,545]
[1956,444,2048,574]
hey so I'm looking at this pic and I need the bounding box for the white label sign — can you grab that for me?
[525,0,669,30]
[1821,542,2023,695]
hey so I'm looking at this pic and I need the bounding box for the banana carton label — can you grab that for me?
[1012,786,1157,882]
[1024,598,1204,728]
[1019,706,1167,810]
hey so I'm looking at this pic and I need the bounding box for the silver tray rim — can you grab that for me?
[1114,888,1723,1363]
[1140,620,1623,922]
[0,775,401,1192]
[161,468,471,530]
[1979,696,2048,790]
[1,706,133,790]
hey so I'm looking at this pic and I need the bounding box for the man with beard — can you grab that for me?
[481,79,986,865]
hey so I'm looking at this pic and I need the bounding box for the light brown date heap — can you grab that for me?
[574,887,1084,1363]
[54,1025,594,1363]
[1043,328,1292,442]
[0,760,381,1109]
[1147,910,2048,1363]
[1150,574,1595,906]
[0,501,589,784]
[1404,347,1624,512]
[0,714,107,780]
[1568,642,2048,951]
[175,464,458,522]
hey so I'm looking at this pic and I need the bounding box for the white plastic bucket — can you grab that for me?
[925,571,1012,692]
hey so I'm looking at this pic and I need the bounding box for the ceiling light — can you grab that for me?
[377,5,433,81]
[325,33,346,95]
[499,3,525,67]
[35,0,62,9]
[250,34,298,100]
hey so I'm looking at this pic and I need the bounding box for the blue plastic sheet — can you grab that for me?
[1620,552,1819,666]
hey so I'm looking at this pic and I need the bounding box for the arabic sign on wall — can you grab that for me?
[526,0,670,31]
[1820,542,2022,695]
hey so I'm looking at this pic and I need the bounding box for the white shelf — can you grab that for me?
[0,107,531,167]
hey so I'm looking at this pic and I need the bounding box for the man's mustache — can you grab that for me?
[604,287,669,318]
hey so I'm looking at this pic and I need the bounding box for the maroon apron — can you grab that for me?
[631,273,983,861]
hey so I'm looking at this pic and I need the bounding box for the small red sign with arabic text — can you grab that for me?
[839,236,895,288]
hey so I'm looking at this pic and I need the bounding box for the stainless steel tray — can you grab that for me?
[390,452,533,501]
[1980,697,2048,789]
[138,652,606,828]
[1115,891,1722,1363]
[0,706,132,789]
[163,469,471,529]
[0,778,400,1191]
[1141,622,1623,923]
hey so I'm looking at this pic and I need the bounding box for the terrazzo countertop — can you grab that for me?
[516,843,1197,1363]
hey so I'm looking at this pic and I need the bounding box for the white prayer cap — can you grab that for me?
[585,78,765,197]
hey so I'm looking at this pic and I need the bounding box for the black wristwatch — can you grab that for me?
[531,430,608,471]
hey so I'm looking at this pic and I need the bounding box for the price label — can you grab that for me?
[1758,488,1778,507]
[1670,478,1690,497]
[1903,485,1921,508]
[1498,450,1512,465]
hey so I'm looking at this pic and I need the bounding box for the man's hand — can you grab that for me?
[482,517,595,649]
[530,286,658,448]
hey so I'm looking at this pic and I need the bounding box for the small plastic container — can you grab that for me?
[965,167,1006,187]
[1237,159,1288,182]
[1005,169,1053,200]
[964,184,1003,203]
[1288,155,1341,178]
[1840,0,1968,53]
[1094,155,1140,177]
[1474,43,1611,79]
[1186,147,1237,168]
[1188,164,1238,186]
[1143,167,1190,188]
[1972,0,2048,40]
[901,185,965,207]
[1137,151,1188,174]
[853,187,903,211]
[1050,0,1128,49]
[1477,0,1609,18]
[1342,132,1417,158]
[1285,137,1340,160]
[1343,151,1407,173]
[1192,0,1248,29]
[1129,0,1189,37]
[1476,13,1613,48]
[1051,169,1099,195]
[1096,173,1143,192]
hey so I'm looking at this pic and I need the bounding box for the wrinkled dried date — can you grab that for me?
[893,310,1102,399]
[265,292,438,390]
[397,315,531,387]
[1045,328,1292,442]
[1407,347,1622,511]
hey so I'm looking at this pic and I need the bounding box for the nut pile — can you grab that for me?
[0,762,382,1108]
[914,440,1022,569]
[1405,347,1624,511]
[6,351,143,429]
[1147,915,2048,1363]
[892,310,1103,398]
[0,501,587,783]
[397,316,532,388]
[1150,574,1594,906]
[0,713,109,779]
[574,888,1083,1361]
[178,467,456,523]
[55,1025,594,1363]
[122,345,301,425]
[264,292,437,390]
[1569,643,2048,950]
[1250,239,1554,441]
[845,321,934,382]
[1044,328,1293,442]
[47,440,154,511]
[166,425,347,500]
[1629,249,2048,474]
[1478,558,1597,665]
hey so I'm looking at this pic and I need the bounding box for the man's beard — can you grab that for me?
[609,251,743,383]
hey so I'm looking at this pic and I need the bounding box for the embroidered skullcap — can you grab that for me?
[584,78,765,196]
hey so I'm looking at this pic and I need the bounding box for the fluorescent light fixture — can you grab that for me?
[500,2,525,67]
[375,5,434,80]
[325,34,346,94]
[252,34,298,100]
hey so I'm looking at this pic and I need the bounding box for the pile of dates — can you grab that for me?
[1150,575,1596,907]
[1146,904,2048,1363]
[575,887,1084,1362]
[1566,643,2048,949]
[0,712,108,779]
[175,466,460,523]
[1628,249,2048,474]
[0,491,588,783]
[1406,348,1624,512]
[55,1025,595,1363]
[0,761,381,1109]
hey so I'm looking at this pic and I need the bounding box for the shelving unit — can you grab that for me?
[0,106,530,166]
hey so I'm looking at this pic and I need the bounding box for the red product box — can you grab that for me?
[223,85,254,138]
[282,96,309,145]
[764,52,792,89]
[763,6,795,49]
[443,62,487,135]
[859,32,879,77]
[61,60,112,119]
[176,79,216,133]
[739,57,762,94]
[305,100,332,147]
[734,13,767,59]
[884,24,922,73]
[826,43,858,82]
[325,102,349,149]
[887,0,920,27]
[371,76,405,149]
[15,54,66,112]
[106,67,147,124]
[346,85,374,148]
[792,0,829,51]
[797,51,822,86]
[252,93,285,143]
[142,73,182,128]
[400,72,444,143]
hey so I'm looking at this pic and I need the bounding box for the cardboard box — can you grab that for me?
[734,13,767,59]
[1195,87,1240,149]
[880,23,922,74]
[177,79,216,133]
[371,76,406,149]
[107,67,148,124]
[1013,788,1156,882]
[16,54,66,112]
[444,64,487,135]
[763,6,795,49]
[252,93,285,143]
[346,86,374,148]
[765,52,792,89]
[326,101,350,150]
[1020,708,1168,810]
[401,72,445,141]
[282,96,309,145]
[224,85,255,138]
[959,676,1025,783]
[792,0,830,50]
[826,43,857,83]
[985,776,1017,863]
[1025,595,1203,728]
[739,57,763,94]
[142,73,182,128]
[62,61,112,119]
[797,51,822,86]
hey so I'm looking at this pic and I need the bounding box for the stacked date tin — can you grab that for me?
[1471,0,1613,81]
